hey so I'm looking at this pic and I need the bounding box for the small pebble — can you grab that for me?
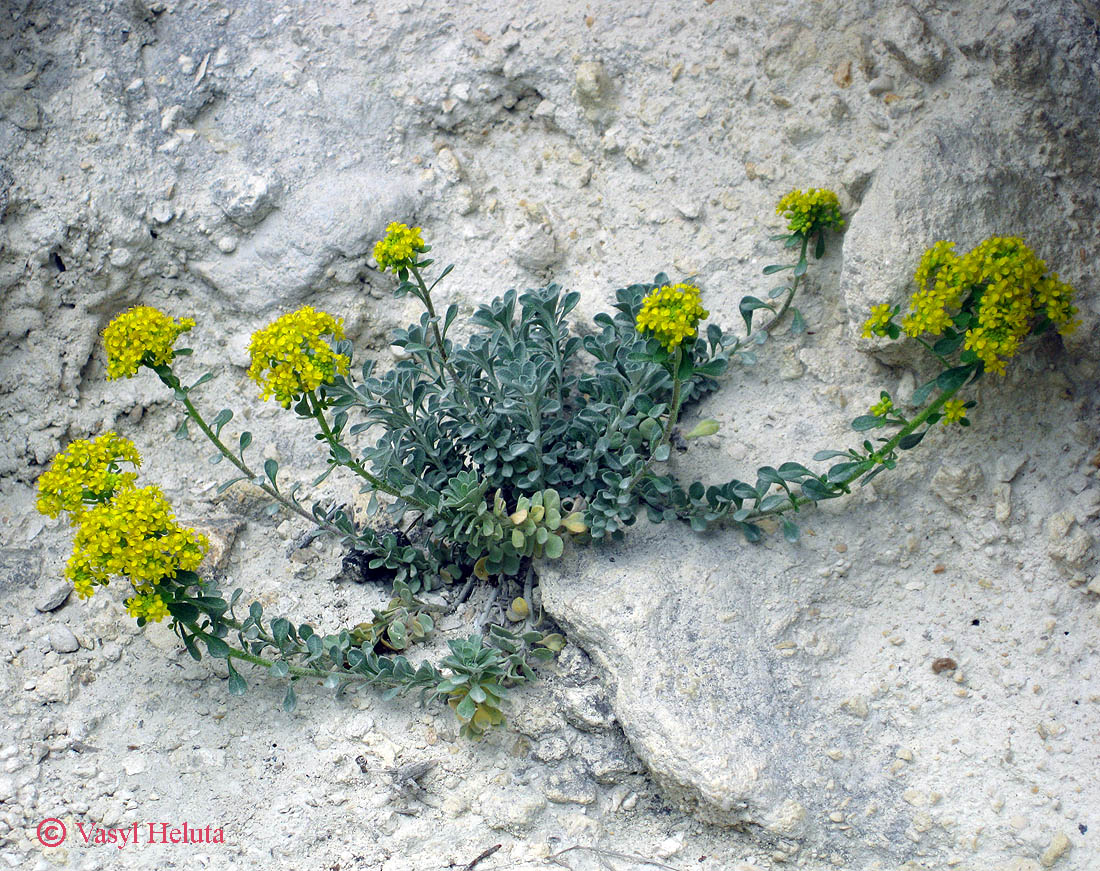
[35,584,71,613]
[49,626,80,654]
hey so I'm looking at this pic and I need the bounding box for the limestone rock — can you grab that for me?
[538,520,914,861]
[211,174,281,227]
[881,5,948,83]
[190,170,416,312]
[48,625,80,654]
[35,583,71,613]
[842,3,1100,364]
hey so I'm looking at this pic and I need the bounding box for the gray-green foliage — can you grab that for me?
[320,273,743,589]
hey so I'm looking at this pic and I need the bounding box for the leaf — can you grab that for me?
[933,333,965,355]
[212,408,233,437]
[851,415,885,431]
[812,449,850,462]
[264,458,279,489]
[216,476,248,495]
[544,534,564,559]
[685,419,720,439]
[653,443,670,462]
[762,264,795,275]
[239,431,252,452]
[827,461,863,483]
[911,379,936,406]
[739,296,772,332]
[793,258,807,277]
[204,635,231,658]
[814,231,826,259]
[898,432,925,450]
[758,493,790,512]
[270,661,289,678]
[455,694,477,720]
[936,365,974,392]
[801,478,838,501]
[174,419,190,441]
[782,518,800,543]
[227,662,247,696]
[190,373,213,390]
[790,307,806,335]
[283,683,297,713]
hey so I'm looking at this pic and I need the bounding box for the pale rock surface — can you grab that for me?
[1,0,1098,869]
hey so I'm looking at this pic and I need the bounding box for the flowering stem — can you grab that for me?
[306,392,407,502]
[409,264,488,427]
[153,366,357,539]
[626,347,684,495]
[745,380,965,522]
[912,336,953,368]
[759,234,810,333]
[185,623,399,685]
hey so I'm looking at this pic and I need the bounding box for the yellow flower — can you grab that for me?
[776,189,844,236]
[941,399,966,425]
[636,283,709,352]
[374,222,427,271]
[246,306,350,407]
[36,433,142,520]
[125,592,171,623]
[870,396,893,417]
[902,236,1078,375]
[861,304,894,339]
[103,306,196,379]
[65,485,208,598]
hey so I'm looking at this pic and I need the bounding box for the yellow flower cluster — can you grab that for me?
[373,222,427,271]
[636,283,709,351]
[103,306,196,380]
[36,433,141,520]
[870,396,893,418]
[861,303,894,339]
[941,399,966,425]
[247,306,350,407]
[125,592,171,623]
[901,236,1078,375]
[65,485,208,598]
[776,189,844,236]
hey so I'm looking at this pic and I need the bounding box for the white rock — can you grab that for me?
[48,625,79,654]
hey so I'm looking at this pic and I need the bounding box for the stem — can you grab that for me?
[157,368,364,545]
[178,394,324,528]
[913,336,953,368]
[186,624,421,688]
[746,379,965,522]
[758,234,810,334]
[409,264,487,427]
[307,392,407,501]
[626,346,685,495]
[661,347,685,453]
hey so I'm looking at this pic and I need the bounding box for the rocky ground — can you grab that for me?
[1,0,1098,869]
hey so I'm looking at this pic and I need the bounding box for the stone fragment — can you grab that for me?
[35,583,71,613]
[996,453,1028,483]
[930,463,984,513]
[49,625,80,654]
[560,684,615,732]
[1,92,42,130]
[211,174,280,227]
[1039,832,1071,867]
[882,5,948,82]
[543,763,597,805]
[191,170,415,311]
[574,61,611,108]
[480,788,546,835]
[510,224,560,271]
